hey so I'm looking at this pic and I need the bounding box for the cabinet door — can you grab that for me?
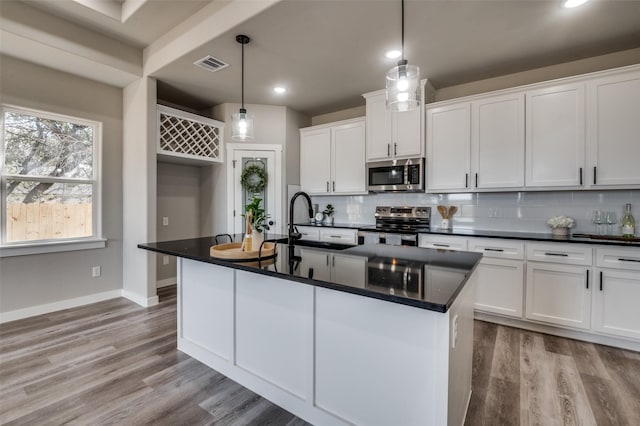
[300,128,331,194]
[525,262,591,329]
[472,94,524,189]
[426,103,471,191]
[589,70,640,186]
[392,107,422,158]
[525,83,585,188]
[331,254,367,288]
[593,269,640,340]
[332,120,366,194]
[475,258,524,318]
[365,94,393,161]
[298,249,331,281]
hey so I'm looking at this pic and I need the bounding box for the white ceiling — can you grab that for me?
[12,0,640,116]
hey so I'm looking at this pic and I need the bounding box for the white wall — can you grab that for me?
[312,190,640,234]
[156,162,201,283]
[0,55,123,313]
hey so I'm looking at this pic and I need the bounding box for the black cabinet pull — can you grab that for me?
[433,243,450,247]
[544,252,569,257]
[594,166,597,185]
[579,167,583,185]
[475,173,478,188]
[618,258,640,263]
[332,181,335,191]
[600,271,603,291]
[465,173,469,188]
[586,269,589,289]
[387,144,390,157]
[326,181,329,192]
[326,255,329,266]
[484,248,505,252]
[394,143,397,156]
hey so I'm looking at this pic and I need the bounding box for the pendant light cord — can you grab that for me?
[401,0,405,61]
[241,40,245,110]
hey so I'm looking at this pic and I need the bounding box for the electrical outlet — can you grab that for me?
[452,314,459,349]
[162,217,169,226]
[92,266,101,277]
[163,255,169,265]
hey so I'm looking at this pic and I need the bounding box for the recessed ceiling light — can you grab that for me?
[385,50,401,59]
[562,0,589,8]
[273,87,286,94]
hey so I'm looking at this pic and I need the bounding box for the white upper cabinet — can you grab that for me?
[588,69,640,187]
[525,83,586,188]
[300,118,366,196]
[426,103,471,191]
[471,93,525,189]
[427,93,525,192]
[364,90,422,162]
[300,127,331,194]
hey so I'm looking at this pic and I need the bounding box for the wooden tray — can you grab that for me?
[210,242,276,261]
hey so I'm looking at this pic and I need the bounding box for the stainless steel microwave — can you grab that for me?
[367,158,425,192]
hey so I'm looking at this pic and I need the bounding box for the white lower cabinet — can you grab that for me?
[592,246,640,340]
[525,262,591,330]
[418,234,468,251]
[475,258,524,318]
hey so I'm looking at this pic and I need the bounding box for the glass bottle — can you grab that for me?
[621,203,635,238]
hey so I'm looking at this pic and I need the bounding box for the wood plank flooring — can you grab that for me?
[1,286,639,425]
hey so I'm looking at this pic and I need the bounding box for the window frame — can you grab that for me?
[0,104,104,257]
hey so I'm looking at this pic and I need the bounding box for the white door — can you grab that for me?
[588,70,640,186]
[231,148,279,235]
[525,83,585,188]
[393,107,422,158]
[472,93,525,189]
[593,269,640,340]
[365,93,393,161]
[300,128,331,194]
[525,262,591,329]
[474,258,524,318]
[332,120,366,194]
[426,103,471,191]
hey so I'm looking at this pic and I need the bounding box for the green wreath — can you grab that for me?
[240,164,268,194]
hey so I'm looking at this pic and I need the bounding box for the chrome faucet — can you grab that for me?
[288,191,314,245]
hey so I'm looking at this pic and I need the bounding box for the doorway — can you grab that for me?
[226,144,283,235]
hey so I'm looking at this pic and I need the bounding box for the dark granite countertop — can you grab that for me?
[294,221,371,229]
[138,234,482,313]
[297,222,640,247]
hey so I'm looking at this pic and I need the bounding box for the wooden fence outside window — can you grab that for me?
[5,203,92,242]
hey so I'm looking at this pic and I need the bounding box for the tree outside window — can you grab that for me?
[1,106,100,244]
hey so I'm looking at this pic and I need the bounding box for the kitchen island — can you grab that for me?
[139,236,482,426]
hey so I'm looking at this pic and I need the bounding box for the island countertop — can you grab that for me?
[138,234,482,313]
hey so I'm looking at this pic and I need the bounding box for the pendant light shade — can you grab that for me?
[232,35,254,140]
[385,0,421,112]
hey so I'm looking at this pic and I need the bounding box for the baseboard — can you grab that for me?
[0,289,123,324]
[475,311,640,352]
[156,277,177,288]
[122,290,159,307]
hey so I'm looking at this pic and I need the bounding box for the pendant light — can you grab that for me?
[232,34,254,140]
[385,0,421,112]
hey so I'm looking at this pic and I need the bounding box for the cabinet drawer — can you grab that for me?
[526,242,592,266]
[319,228,357,245]
[297,226,320,241]
[468,238,524,260]
[418,234,468,251]
[596,247,640,271]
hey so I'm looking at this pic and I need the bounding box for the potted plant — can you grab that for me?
[547,215,575,237]
[323,204,335,225]
[243,197,270,248]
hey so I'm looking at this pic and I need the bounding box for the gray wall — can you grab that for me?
[156,162,202,283]
[0,55,123,313]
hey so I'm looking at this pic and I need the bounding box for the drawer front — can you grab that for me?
[468,238,525,260]
[418,234,468,251]
[319,228,357,245]
[596,246,640,271]
[297,226,320,241]
[526,242,592,266]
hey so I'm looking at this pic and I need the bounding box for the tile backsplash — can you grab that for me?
[311,190,640,234]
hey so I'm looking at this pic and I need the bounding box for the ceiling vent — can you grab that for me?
[194,55,229,72]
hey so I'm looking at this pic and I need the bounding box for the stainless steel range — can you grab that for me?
[358,206,431,246]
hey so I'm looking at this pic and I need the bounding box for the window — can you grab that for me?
[1,105,103,255]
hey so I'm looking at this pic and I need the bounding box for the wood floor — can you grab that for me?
[1,287,639,426]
